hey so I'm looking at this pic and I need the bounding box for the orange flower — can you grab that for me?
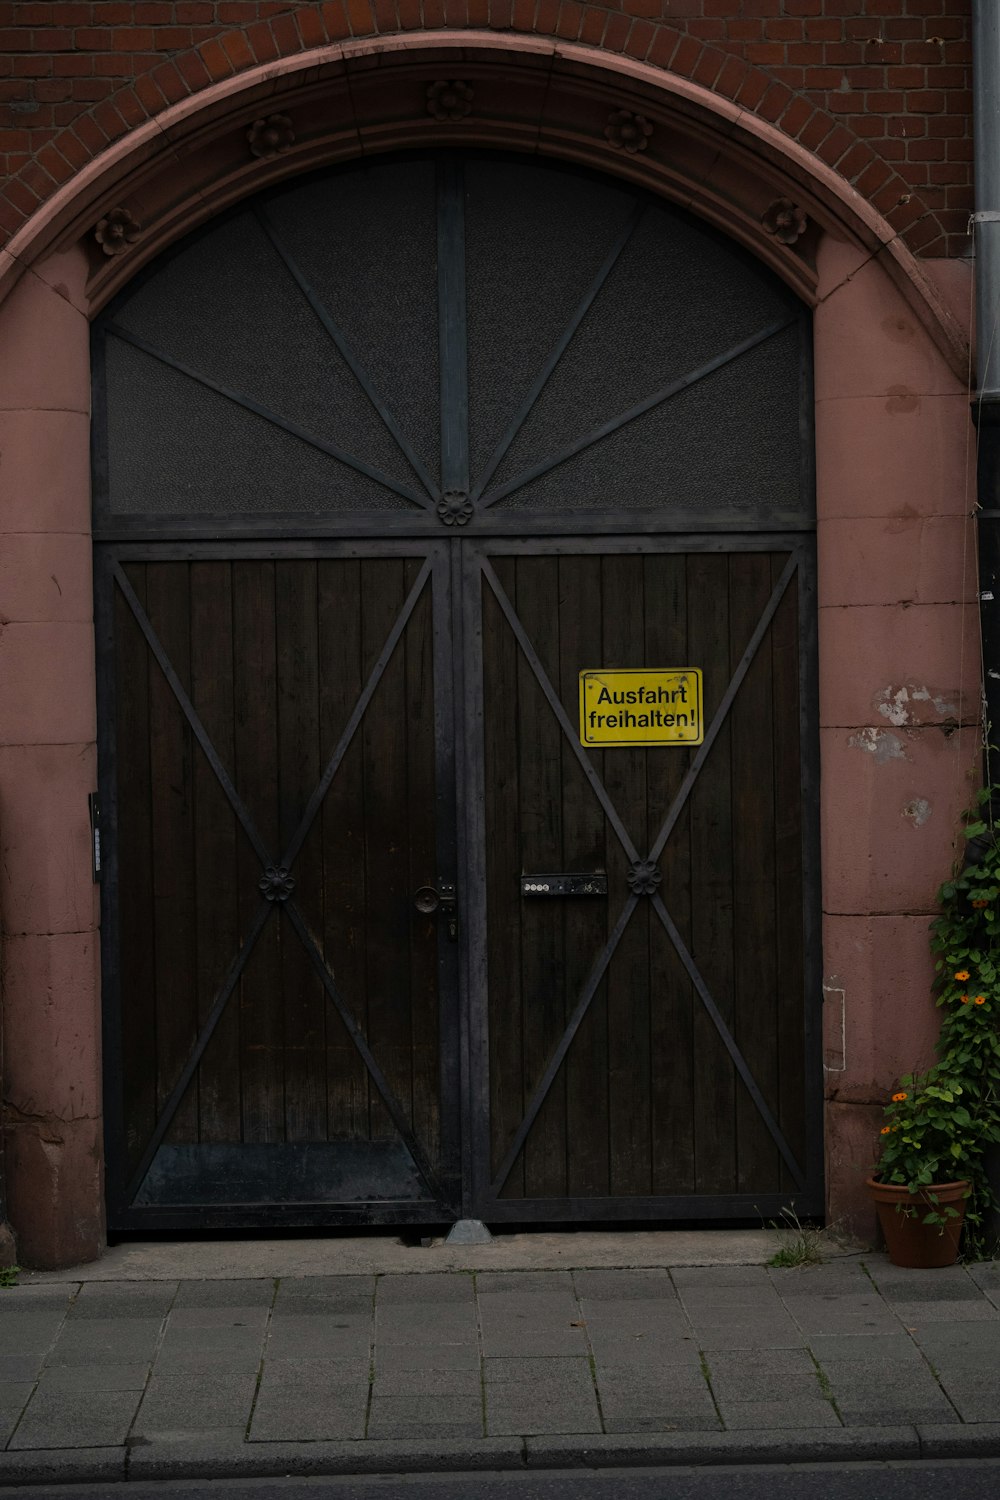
[975,996,987,1006]
[955,970,971,981]
[972,899,989,908]
[961,995,971,1004]
[880,1126,891,1135]
[891,1091,907,1102]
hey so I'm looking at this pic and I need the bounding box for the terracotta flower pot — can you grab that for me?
[865,1176,968,1268]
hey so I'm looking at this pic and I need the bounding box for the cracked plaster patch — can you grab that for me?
[848,727,908,763]
[875,684,958,726]
[903,797,932,827]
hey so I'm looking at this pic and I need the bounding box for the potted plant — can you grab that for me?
[867,792,1000,1267]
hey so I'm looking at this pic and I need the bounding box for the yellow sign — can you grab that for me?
[579,669,704,748]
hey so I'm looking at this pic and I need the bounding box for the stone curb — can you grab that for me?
[2,1424,1000,1486]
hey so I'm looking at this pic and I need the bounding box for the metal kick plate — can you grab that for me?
[521,873,608,897]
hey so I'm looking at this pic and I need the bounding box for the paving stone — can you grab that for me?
[890,1299,999,1324]
[172,1280,276,1309]
[376,1274,475,1304]
[132,1368,258,1437]
[670,1266,773,1289]
[0,1286,76,1313]
[373,1366,480,1398]
[249,1359,369,1442]
[478,1277,588,1359]
[0,1354,43,1382]
[706,1358,821,1403]
[766,1264,872,1294]
[906,1322,1000,1362]
[776,1292,900,1338]
[676,1292,803,1351]
[366,1395,483,1440]
[154,1323,266,1371]
[266,1315,371,1360]
[166,1305,270,1330]
[44,1317,162,1368]
[9,1387,143,1449]
[68,1283,177,1319]
[869,1266,983,1302]
[484,1355,600,1437]
[486,1376,602,1437]
[598,1380,720,1434]
[375,1341,481,1373]
[272,1277,373,1315]
[477,1273,573,1296]
[717,1398,840,1430]
[39,1363,150,1393]
[807,1331,924,1365]
[0,1384,33,1446]
[0,1312,70,1355]
[376,1307,477,1347]
[572,1270,674,1301]
[840,1400,959,1427]
[932,1377,1000,1423]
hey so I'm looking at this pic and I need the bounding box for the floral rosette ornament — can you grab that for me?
[94,207,141,257]
[872,791,1000,1251]
[761,198,809,246]
[247,114,295,159]
[427,81,474,123]
[604,109,653,155]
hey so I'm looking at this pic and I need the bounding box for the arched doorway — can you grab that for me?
[94,151,822,1232]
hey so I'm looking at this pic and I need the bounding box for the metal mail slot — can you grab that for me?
[520,873,608,897]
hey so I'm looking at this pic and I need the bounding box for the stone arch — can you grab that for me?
[0,32,968,380]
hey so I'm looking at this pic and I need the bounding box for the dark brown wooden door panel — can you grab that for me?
[467,541,821,1221]
[102,546,460,1228]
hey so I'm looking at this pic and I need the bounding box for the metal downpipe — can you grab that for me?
[973,1,1000,767]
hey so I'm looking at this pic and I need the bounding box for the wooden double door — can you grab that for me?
[99,534,821,1231]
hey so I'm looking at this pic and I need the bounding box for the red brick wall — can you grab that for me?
[0,1,974,254]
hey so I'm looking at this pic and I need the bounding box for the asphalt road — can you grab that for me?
[5,1461,1000,1500]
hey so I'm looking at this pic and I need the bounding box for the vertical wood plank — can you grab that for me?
[601,554,651,1197]
[117,566,157,1178]
[189,561,241,1146]
[771,556,807,1184]
[515,555,567,1198]
[557,554,610,1198]
[145,562,199,1146]
[483,558,524,1194]
[729,553,780,1192]
[405,564,441,1169]
[643,552,696,1196]
[361,560,412,1142]
[275,560,327,1143]
[687,552,736,1194]
[318,559,369,1142]
[233,561,284,1144]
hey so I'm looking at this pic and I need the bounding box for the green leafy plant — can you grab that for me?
[0,1265,19,1289]
[873,789,1000,1246]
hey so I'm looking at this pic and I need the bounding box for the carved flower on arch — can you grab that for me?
[626,859,662,896]
[247,113,295,159]
[427,81,474,123]
[94,207,141,257]
[762,197,809,245]
[437,490,474,526]
[259,866,295,902]
[605,109,653,154]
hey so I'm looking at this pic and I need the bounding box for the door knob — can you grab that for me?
[413,882,458,940]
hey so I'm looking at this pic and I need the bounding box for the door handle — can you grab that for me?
[413,881,458,941]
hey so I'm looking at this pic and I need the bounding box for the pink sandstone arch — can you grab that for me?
[0,32,981,1265]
